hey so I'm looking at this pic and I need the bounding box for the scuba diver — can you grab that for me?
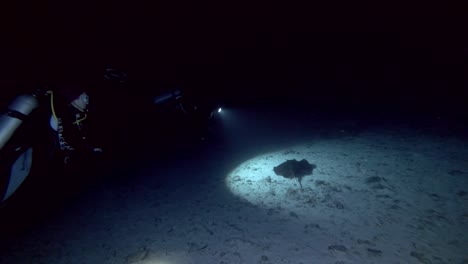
[1,67,222,205]
[49,84,103,178]
[1,71,118,205]
[0,83,104,205]
[0,84,106,237]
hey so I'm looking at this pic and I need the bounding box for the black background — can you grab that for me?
[1,1,466,116]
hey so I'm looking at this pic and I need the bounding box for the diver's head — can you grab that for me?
[59,83,91,112]
[71,92,90,111]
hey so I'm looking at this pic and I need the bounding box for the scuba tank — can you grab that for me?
[0,94,40,151]
[0,91,43,203]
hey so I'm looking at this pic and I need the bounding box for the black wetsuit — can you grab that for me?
[37,102,99,200]
[56,103,97,167]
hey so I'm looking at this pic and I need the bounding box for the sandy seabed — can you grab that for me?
[1,122,467,264]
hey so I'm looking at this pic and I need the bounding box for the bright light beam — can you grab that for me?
[225,142,347,216]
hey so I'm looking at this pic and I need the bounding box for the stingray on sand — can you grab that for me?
[273,159,316,188]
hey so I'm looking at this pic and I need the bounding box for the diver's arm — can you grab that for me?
[60,119,101,154]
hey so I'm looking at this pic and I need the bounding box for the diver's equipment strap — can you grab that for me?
[72,114,87,125]
[6,110,28,121]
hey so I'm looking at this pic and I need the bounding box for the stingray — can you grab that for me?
[273,159,316,188]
